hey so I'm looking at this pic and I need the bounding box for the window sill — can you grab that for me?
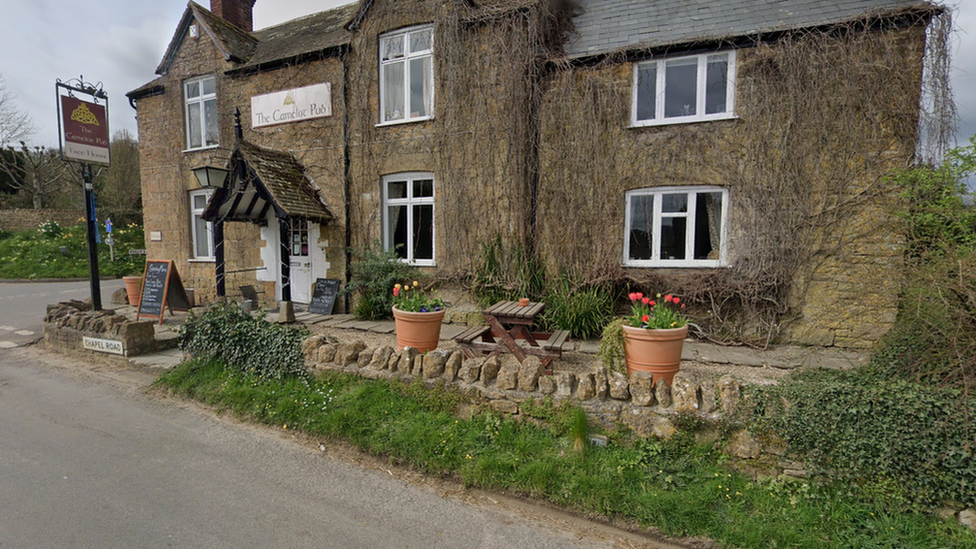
[623,261,729,269]
[375,116,434,128]
[629,114,738,129]
[189,258,216,263]
[182,145,221,153]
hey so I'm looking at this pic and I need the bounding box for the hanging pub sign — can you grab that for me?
[251,83,331,128]
[58,94,110,165]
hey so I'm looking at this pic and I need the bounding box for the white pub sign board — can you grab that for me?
[82,336,124,355]
[251,83,332,128]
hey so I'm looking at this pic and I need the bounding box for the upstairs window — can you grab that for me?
[185,76,218,149]
[379,26,433,124]
[632,51,735,127]
[383,173,435,266]
[625,187,728,267]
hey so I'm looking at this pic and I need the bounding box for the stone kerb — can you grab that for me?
[43,301,158,357]
[301,334,742,438]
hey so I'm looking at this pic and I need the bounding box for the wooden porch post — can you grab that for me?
[214,219,225,298]
[279,217,291,302]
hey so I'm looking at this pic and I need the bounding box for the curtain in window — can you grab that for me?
[703,192,723,260]
[384,63,404,121]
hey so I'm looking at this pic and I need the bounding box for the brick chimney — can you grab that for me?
[210,0,256,32]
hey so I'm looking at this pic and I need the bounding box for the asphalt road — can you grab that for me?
[0,348,662,549]
[0,279,123,348]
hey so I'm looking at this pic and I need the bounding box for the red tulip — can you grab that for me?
[673,297,681,304]
[649,300,656,306]
[641,314,649,323]
[642,297,650,305]
[665,294,673,302]
[393,287,400,297]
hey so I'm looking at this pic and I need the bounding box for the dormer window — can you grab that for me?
[185,75,218,149]
[379,26,433,124]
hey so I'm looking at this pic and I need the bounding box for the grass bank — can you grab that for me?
[156,359,975,549]
[0,222,145,279]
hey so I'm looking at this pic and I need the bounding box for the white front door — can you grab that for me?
[288,218,311,303]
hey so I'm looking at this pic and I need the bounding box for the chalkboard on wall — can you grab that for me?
[308,278,340,315]
[137,260,190,324]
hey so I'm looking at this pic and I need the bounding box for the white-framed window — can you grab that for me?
[184,75,218,149]
[379,25,433,124]
[190,189,215,260]
[624,186,729,267]
[632,51,736,127]
[383,173,435,266]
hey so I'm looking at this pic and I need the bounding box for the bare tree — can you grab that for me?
[0,141,71,209]
[94,129,142,221]
[0,74,33,147]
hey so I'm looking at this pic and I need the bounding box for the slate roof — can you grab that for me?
[564,0,935,59]
[153,1,353,77]
[240,3,358,70]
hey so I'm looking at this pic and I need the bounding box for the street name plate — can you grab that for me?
[82,336,124,355]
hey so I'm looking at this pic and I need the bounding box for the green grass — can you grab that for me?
[0,222,145,279]
[156,359,976,549]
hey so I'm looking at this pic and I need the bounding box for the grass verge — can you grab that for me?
[0,222,145,279]
[156,359,976,549]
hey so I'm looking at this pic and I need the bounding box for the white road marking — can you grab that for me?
[0,341,17,349]
[0,326,15,331]
[15,330,35,336]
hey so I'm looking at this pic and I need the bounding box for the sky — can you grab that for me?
[0,0,974,156]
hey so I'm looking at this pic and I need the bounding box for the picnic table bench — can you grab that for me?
[454,300,569,373]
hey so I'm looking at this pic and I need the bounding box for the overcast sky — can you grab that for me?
[0,0,974,155]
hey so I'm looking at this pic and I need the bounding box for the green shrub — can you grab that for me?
[755,369,976,509]
[343,243,421,320]
[539,274,614,339]
[178,300,309,380]
[472,235,545,307]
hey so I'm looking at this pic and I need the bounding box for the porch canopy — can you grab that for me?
[203,139,333,300]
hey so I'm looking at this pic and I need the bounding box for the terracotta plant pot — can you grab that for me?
[392,306,446,353]
[518,297,530,307]
[123,276,142,306]
[622,324,689,387]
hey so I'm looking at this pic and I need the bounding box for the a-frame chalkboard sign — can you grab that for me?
[136,260,191,324]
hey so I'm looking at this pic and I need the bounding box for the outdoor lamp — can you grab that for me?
[191,165,229,188]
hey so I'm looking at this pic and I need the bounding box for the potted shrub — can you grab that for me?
[603,292,688,386]
[391,281,446,352]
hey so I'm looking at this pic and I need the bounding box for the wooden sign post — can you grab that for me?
[136,260,191,324]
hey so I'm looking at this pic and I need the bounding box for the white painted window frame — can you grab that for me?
[378,25,434,125]
[189,189,215,261]
[623,186,729,268]
[631,50,737,127]
[382,172,436,266]
[184,75,218,150]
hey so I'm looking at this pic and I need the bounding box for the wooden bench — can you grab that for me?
[542,330,570,352]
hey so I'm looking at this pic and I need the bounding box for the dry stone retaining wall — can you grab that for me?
[0,209,84,232]
[43,301,159,357]
[302,334,744,438]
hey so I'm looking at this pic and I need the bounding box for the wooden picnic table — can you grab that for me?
[453,300,570,373]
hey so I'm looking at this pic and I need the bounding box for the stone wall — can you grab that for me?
[135,27,347,309]
[0,209,84,232]
[43,300,159,357]
[302,334,743,437]
[535,26,926,348]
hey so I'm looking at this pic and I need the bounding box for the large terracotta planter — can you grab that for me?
[392,306,446,353]
[123,276,142,306]
[622,324,689,387]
